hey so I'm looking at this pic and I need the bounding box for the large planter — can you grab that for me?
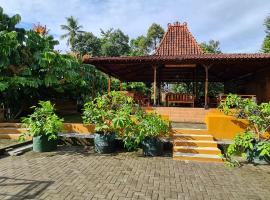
[142,137,163,156]
[94,133,116,154]
[247,143,270,165]
[33,135,58,152]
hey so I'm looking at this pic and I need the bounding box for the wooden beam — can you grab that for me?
[153,65,157,106]
[203,65,212,109]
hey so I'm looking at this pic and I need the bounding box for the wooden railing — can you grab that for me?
[165,93,195,107]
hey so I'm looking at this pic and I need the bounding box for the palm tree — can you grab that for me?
[60,16,84,50]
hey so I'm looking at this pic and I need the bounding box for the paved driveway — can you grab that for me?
[0,146,269,200]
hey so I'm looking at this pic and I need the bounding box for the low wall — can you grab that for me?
[63,123,95,134]
[144,107,211,123]
[205,110,248,140]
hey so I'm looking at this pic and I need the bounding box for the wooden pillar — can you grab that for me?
[203,65,211,109]
[157,82,161,106]
[153,65,157,106]
[194,67,198,103]
[107,75,111,94]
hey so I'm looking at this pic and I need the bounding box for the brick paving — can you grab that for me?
[0,146,270,200]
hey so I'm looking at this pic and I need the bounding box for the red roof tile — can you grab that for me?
[155,22,203,56]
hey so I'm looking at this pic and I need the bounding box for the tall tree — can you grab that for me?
[262,16,270,53]
[130,35,148,56]
[60,16,84,50]
[200,40,222,53]
[73,32,101,56]
[100,28,130,56]
[146,23,164,53]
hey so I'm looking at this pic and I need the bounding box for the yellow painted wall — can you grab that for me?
[63,123,95,134]
[205,110,248,140]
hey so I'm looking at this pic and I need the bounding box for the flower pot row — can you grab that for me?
[31,133,164,157]
[94,133,164,156]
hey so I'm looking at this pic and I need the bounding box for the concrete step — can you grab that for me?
[172,129,210,135]
[0,128,27,134]
[174,140,218,147]
[173,133,214,140]
[173,152,222,162]
[0,133,21,139]
[173,146,221,154]
[0,123,21,128]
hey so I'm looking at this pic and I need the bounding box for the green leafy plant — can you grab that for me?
[138,112,170,138]
[219,94,270,165]
[19,101,63,141]
[82,91,135,134]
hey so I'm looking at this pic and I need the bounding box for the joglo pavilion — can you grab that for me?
[83,22,270,108]
[83,22,270,162]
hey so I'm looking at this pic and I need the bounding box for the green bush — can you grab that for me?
[82,91,135,134]
[19,101,63,141]
[219,94,270,165]
[82,91,170,151]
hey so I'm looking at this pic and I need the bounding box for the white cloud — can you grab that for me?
[1,0,269,53]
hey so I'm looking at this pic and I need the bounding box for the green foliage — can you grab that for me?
[130,35,149,56]
[262,16,270,53]
[82,91,169,151]
[20,101,63,141]
[138,112,169,138]
[0,7,106,119]
[219,94,270,136]
[82,91,135,134]
[262,35,270,53]
[73,32,101,56]
[147,23,165,52]
[60,16,84,50]
[200,40,221,54]
[100,28,130,56]
[219,94,270,165]
[227,131,254,157]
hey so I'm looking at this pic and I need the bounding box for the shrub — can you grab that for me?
[219,94,270,165]
[19,101,63,141]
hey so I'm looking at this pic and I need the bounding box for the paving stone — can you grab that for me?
[0,146,269,200]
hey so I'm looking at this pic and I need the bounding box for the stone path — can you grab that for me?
[0,146,270,200]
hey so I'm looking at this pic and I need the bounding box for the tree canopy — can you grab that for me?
[262,16,270,53]
[200,40,222,54]
[100,28,130,56]
[60,16,84,50]
[0,7,107,119]
[146,23,165,53]
[73,32,101,56]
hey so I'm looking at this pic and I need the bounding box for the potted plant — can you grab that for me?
[138,112,170,156]
[219,94,270,165]
[83,91,135,154]
[19,101,63,152]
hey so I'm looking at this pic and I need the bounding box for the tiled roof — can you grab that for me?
[84,53,270,64]
[155,22,203,56]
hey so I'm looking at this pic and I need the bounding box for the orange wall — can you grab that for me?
[205,110,248,140]
[63,123,95,134]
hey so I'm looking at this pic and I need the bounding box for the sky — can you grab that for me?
[1,0,269,53]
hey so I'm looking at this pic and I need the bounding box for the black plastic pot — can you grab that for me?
[142,137,163,156]
[247,144,270,165]
[33,135,57,152]
[94,133,116,154]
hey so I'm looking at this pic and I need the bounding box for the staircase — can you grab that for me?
[0,123,26,139]
[173,129,222,162]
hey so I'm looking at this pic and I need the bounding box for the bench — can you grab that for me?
[165,93,195,107]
